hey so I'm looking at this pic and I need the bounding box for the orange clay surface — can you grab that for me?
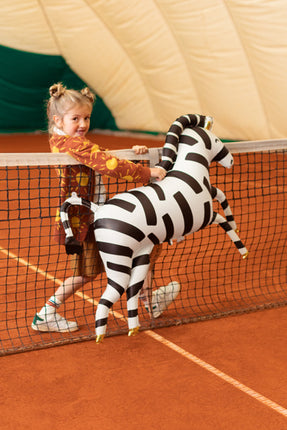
[1,133,287,430]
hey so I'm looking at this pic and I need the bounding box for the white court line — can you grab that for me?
[1,245,287,418]
[0,246,122,318]
[145,330,287,418]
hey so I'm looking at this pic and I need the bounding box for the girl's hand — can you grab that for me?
[150,167,166,181]
[132,145,148,154]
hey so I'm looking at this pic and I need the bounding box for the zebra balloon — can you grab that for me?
[60,114,248,342]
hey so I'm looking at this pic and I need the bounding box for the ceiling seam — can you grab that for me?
[154,0,204,116]
[37,0,63,57]
[83,0,161,128]
[222,0,272,136]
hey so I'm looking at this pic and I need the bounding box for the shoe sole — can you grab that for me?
[31,323,79,333]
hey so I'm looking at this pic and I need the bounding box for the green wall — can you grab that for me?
[0,44,118,133]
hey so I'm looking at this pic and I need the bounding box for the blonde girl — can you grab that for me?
[32,83,166,332]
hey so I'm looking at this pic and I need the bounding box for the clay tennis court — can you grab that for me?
[1,133,287,429]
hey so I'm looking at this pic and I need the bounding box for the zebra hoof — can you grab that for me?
[242,251,249,260]
[128,326,140,337]
[96,334,105,343]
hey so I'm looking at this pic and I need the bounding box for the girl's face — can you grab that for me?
[54,103,92,137]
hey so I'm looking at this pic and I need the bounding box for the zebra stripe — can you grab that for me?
[218,220,233,233]
[212,145,229,162]
[126,281,144,300]
[185,152,209,169]
[165,134,180,149]
[199,201,212,230]
[165,133,181,141]
[167,171,203,194]
[107,278,125,296]
[162,140,178,155]
[132,254,150,267]
[160,147,176,162]
[181,114,204,128]
[234,240,246,251]
[99,298,113,308]
[204,176,212,196]
[226,214,235,223]
[179,134,198,146]
[211,185,217,199]
[128,190,157,225]
[107,261,131,275]
[61,201,72,213]
[97,241,133,257]
[173,191,193,236]
[162,213,174,242]
[194,127,212,149]
[148,232,160,244]
[146,183,166,200]
[128,309,138,318]
[94,218,145,242]
[62,220,71,232]
[105,198,136,212]
[169,122,184,134]
[95,317,108,328]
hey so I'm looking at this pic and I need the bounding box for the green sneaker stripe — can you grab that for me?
[33,314,44,324]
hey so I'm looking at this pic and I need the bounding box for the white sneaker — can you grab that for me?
[31,311,79,333]
[146,281,180,318]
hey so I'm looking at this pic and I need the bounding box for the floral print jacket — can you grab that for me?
[50,134,151,244]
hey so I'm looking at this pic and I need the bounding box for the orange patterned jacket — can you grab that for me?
[50,134,151,244]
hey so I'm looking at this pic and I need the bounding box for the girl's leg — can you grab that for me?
[31,276,90,333]
[50,275,90,304]
[32,232,103,333]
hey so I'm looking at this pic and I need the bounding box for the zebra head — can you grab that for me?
[157,114,233,172]
[209,135,233,169]
[163,126,234,176]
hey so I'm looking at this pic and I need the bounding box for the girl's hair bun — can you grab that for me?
[49,83,66,99]
[81,87,95,103]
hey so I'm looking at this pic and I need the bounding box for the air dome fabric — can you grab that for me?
[1,0,287,140]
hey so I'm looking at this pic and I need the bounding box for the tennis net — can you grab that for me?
[1,140,287,356]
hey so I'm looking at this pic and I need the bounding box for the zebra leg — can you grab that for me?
[211,186,237,231]
[95,259,131,343]
[126,281,142,337]
[126,254,151,336]
[211,212,248,259]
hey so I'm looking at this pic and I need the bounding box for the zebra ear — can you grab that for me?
[64,236,83,255]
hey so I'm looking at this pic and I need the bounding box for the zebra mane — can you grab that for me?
[157,114,207,171]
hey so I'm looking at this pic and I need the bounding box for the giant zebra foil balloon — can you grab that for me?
[60,114,248,343]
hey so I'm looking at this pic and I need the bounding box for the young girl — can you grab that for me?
[31,83,166,332]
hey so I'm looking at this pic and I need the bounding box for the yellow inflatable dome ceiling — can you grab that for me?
[1,0,287,140]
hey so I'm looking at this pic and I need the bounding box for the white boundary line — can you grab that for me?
[1,246,287,418]
[0,246,122,319]
[145,330,287,418]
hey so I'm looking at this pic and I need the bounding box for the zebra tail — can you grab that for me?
[60,192,98,255]
[65,236,83,255]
